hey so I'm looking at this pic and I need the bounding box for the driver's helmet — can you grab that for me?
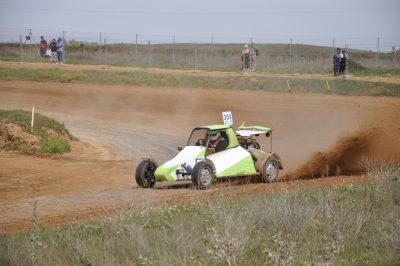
[209,131,220,141]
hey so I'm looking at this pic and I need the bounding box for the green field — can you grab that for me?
[0,66,399,97]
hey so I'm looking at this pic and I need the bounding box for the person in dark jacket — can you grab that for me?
[333,48,342,76]
[208,131,229,152]
[339,50,348,75]
[48,39,57,62]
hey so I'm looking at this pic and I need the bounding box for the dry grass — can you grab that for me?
[1,163,399,265]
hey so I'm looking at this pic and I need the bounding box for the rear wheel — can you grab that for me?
[262,158,279,183]
[192,161,214,189]
[135,160,157,188]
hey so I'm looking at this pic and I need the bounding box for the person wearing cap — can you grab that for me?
[39,36,48,58]
[241,44,251,71]
[56,37,64,64]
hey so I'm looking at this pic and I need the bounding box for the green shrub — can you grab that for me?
[39,137,70,153]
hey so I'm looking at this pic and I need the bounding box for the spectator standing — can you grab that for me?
[241,44,250,71]
[56,37,64,64]
[250,43,259,72]
[39,36,48,58]
[49,39,57,62]
[333,48,342,76]
[339,50,348,75]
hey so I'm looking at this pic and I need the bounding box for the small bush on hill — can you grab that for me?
[39,137,71,153]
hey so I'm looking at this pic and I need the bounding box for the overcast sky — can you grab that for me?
[0,0,399,47]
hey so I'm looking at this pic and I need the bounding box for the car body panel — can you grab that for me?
[207,146,256,177]
[238,123,272,132]
[199,124,231,131]
[225,127,239,148]
[155,146,205,181]
[236,129,270,137]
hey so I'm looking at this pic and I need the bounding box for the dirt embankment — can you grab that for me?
[0,123,39,150]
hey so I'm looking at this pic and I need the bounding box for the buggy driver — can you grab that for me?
[197,131,229,152]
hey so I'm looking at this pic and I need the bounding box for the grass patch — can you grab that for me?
[39,137,70,153]
[1,166,399,265]
[289,78,400,96]
[352,68,400,76]
[0,66,399,97]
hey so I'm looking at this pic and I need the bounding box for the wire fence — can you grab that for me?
[0,28,399,73]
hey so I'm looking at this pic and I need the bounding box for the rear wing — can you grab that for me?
[235,123,273,152]
[235,123,272,137]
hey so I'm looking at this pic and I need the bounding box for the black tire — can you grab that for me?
[262,158,279,183]
[191,161,214,189]
[135,160,157,188]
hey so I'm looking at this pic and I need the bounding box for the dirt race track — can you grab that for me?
[1,68,400,233]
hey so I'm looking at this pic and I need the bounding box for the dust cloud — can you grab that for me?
[284,123,400,180]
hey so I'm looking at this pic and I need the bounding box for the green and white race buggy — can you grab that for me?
[135,123,283,189]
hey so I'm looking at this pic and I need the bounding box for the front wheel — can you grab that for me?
[135,160,157,188]
[191,161,214,189]
[262,158,279,183]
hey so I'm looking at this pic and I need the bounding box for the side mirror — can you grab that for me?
[177,146,183,151]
